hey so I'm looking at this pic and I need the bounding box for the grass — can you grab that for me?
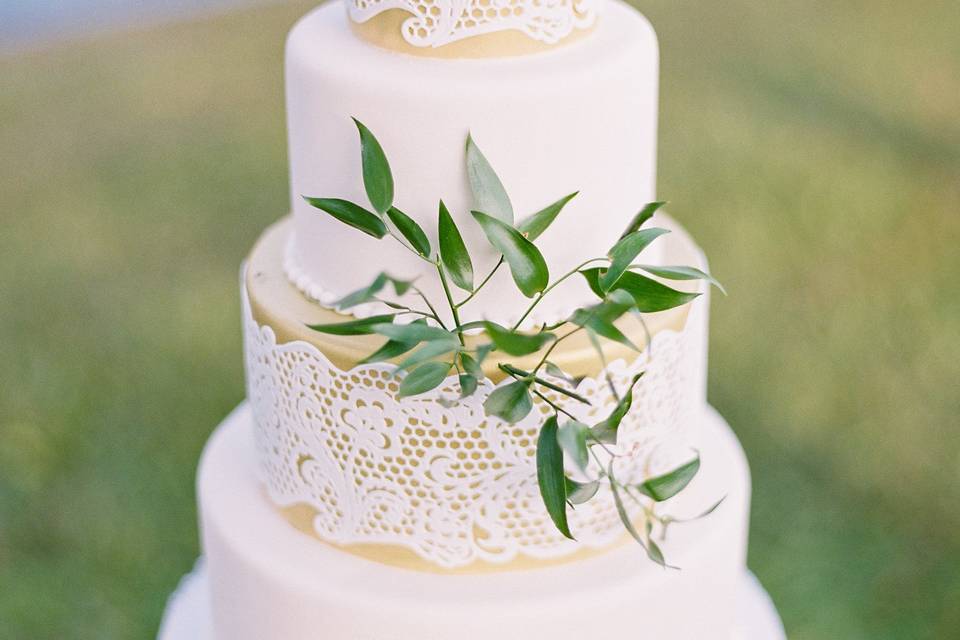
[0,1,958,638]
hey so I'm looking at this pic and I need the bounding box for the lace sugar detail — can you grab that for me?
[348,0,598,48]
[243,273,702,569]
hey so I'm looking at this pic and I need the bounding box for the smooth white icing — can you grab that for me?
[200,403,751,640]
[285,0,661,328]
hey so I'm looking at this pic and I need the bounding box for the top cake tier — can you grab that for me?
[285,0,661,328]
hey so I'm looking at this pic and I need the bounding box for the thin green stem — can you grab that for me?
[532,326,582,375]
[412,287,448,330]
[436,262,466,346]
[455,256,504,308]
[499,363,591,405]
[511,257,609,331]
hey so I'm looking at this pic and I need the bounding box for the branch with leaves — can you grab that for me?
[303,118,727,566]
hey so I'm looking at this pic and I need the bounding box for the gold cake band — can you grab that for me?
[246,218,690,573]
[348,9,594,59]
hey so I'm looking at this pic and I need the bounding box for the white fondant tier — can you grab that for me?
[285,0,662,328]
[159,563,786,640]
[198,403,752,640]
[245,215,711,569]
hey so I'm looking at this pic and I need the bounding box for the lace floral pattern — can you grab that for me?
[348,0,597,48]
[243,279,703,568]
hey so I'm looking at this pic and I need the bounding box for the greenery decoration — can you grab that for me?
[303,119,727,566]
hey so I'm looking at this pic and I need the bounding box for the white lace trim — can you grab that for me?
[348,0,597,48]
[243,273,703,568]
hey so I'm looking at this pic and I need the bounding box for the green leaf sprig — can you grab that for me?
[301,119,727,566]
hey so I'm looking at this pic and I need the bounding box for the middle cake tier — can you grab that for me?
[242,215,713,571]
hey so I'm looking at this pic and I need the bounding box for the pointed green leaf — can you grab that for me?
[303,197,388,238]
[398,361,452,398]
[359,338,418,364]
[609,467,654,556]
[581,268,700,313]
[591,372,644,444]
[600,228,671,291]
[353,118,393,214]
[557,421,590,472]
[620,201,666,239]
[482,321,554,356]
[386,206,431,257]
[472,210,548,297]
[637,265,726,295]
[483,379,533,423]
[637,454,701,501]
[537,416,573,539]
[458,352,483,378]
[396,340,461,372]
[371,322,458,344]
[545,361,576,385]
[307,314,396,336]
[333,273,388,310]
[570,291,638,351]
[517,192,578,241]
[333,273,413,310]
[459,374,478,398]
[466,133,513,223]
[438,200,474,291]
[565,477,600,505]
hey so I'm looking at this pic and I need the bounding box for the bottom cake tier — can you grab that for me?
[189,402,764,640]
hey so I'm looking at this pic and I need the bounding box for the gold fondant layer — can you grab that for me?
[246,217,688,379]
[348,9,594,59]
[246,217,691,572]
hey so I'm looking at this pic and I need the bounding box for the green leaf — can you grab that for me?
[637,265,726,295]
[353,118,393,214]
[333,273,413,310]
[570,291,639,351]
[482,321,554,356]
[517,192,578,241]
[591,372,644,444]
[609,467,653,555]
[459,374,478,398]
[472,210,549,298]
[438,200,474,292]
[465,133,513,224]
[396,340,461,372]
[302,197,388,239]
[620,201,666,239]
[459,352,483,378]
[359,338,418,364]
[483,379,533,423]
[398,361,452,398]
[371,322,458,344]
[557,421,590,472]
[545,361,576,385]
[385,206,431,257]
[307,314,396,336]
[564,478,600,505]
[581,268,700,313]
[600,228,671,291]
[636,454,701,501]
[536,416,573,539]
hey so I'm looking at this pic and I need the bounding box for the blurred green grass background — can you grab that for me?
[0,0,958,638]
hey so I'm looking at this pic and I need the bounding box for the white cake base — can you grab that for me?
[158,562,784,640]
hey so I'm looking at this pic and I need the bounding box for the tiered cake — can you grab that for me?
[159,1,785,638]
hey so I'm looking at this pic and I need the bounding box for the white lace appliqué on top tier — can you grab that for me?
[243,278,702,569]
[349,0,597,48]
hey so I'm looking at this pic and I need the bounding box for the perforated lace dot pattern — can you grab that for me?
[349,0,597,48]
[243,284,701,568]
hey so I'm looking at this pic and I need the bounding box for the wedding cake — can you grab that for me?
[159,0,785,638]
